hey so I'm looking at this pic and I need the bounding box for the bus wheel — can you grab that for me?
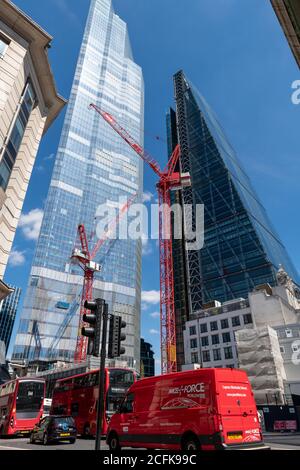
[108,433,121,451]
[82,424,90,438]
[181,434,200,451]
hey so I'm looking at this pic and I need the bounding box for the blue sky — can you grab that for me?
[5,0,300,366]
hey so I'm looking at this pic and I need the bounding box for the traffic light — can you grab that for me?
[108,315,126,358]
[82,298,104,357]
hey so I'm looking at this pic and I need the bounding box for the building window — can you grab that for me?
[222,332,231,343]
[243,314,253,325]
[190,338,197,349]
[191,352,199,363]
[202,350,210,363]
[224,347,233,359]
[201,336,209,347]
[280,346,285,354]
[285,329,293,338]
[0,82,36,191]
[232,316,241,327]
[0,37,9,58]
[221,319,229,329]
[189,325,196,336]
[200,323,207,334]
[213,349,221,361]
[292,344,299,353]
[210,321,218,331]
[211,334,220,345]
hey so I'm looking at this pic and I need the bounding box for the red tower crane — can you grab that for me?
[72,194,136,363]
[89,103,191,374]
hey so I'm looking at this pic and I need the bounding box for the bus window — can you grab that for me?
[71,402,79,417]
[106,393,123,413]
[16,381,44,419]
[120,394,134,414]
[109,370,134,387]
[106,370,135,417]
[52,405,67,415]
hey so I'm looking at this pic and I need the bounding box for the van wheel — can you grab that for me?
[108,433,121,451]
[181,435,200,451]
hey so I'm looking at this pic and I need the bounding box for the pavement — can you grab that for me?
[0,433,300,451]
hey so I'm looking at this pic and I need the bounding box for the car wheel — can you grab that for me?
[69,438,76,444]
[181,435,200,451]
[30,433,35,444]
[108,433,121,451]
[43,432,49,445]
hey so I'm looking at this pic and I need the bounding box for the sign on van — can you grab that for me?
[168,382,205,397]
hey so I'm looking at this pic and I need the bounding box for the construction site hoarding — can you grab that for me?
[236,325,286,405]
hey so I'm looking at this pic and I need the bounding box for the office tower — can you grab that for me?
[140,338,155,377]
[12,0,144,369]
[0,285,21,353]
[167,70,299,367]
[0,0,66,290]
[271,0,300,68]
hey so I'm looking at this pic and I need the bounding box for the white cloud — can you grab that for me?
[19,209,44,241]
[150,311,160,318]
[142,238,153,256]
[52,0,81,27]
[35,165,45,173]
[149,329,160,335]
[142,191,154,203]
[43,153,55,162]
[8,250,26,267]
[155,359,161,375]
[142,290,160,305]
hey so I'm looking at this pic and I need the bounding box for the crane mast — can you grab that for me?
[90,104,191,374]
[72,195,136,363]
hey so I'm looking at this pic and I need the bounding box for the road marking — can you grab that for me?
[266,443,299,450]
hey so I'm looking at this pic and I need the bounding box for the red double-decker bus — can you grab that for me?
[51,368,137,436]
[0,378,45,436]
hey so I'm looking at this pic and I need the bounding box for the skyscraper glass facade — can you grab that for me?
[12,0,144,368]
[0,286,21,354]
[140,338,155,378]
[168,70,299,367]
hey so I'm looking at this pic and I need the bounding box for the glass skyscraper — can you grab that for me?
[12,0,144,369]
[167,70,299,367]
[0,285,21,354]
